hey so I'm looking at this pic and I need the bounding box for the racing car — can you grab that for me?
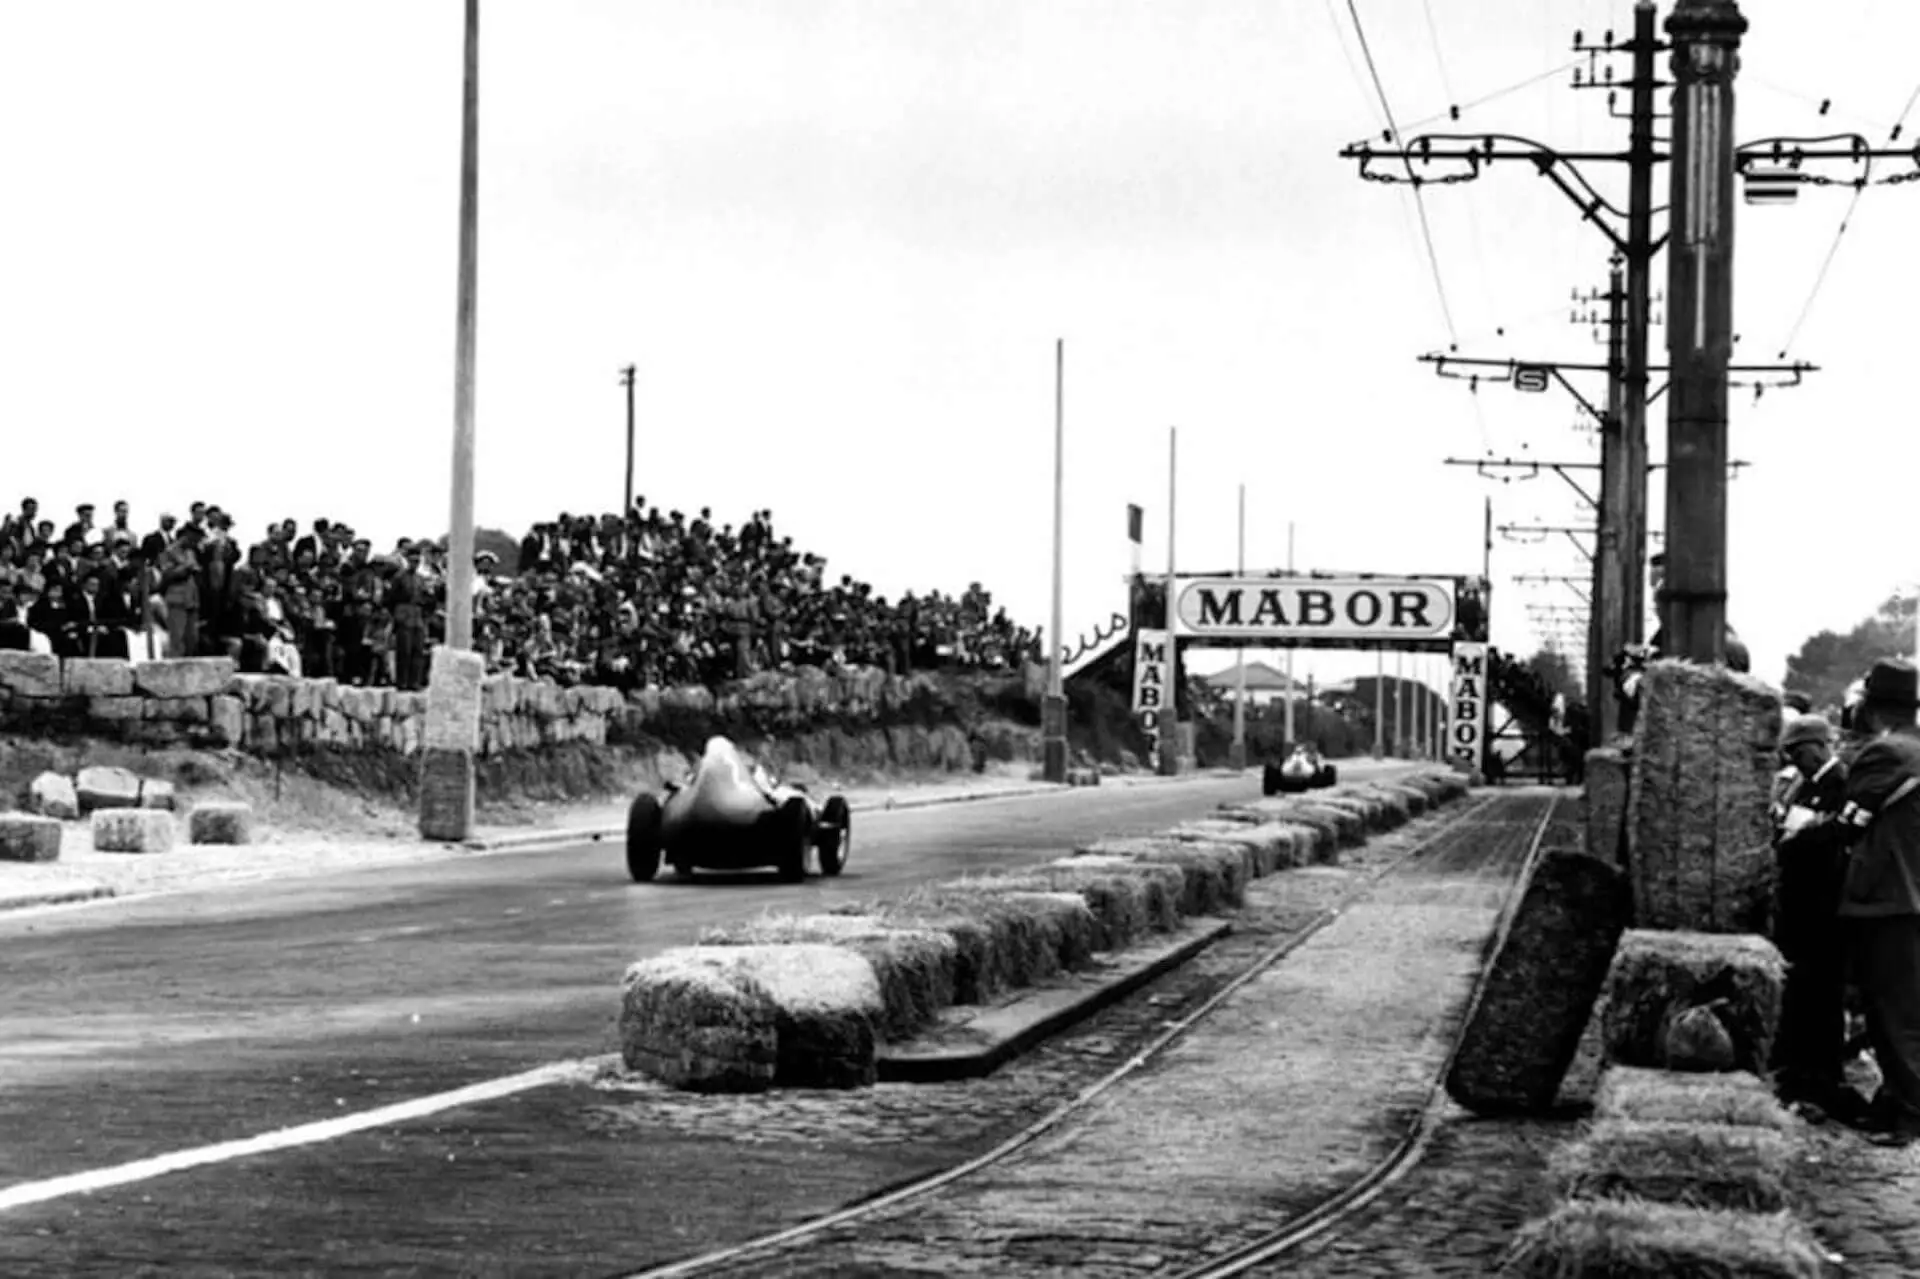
[625,736,851,883]
[1262,744,1338,796]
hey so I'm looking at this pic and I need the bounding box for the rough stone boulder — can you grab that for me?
[0,813,63,862]
[188,801,254,845]
[0,651,61,697]
[131,657,236,700]
[91,808,176,854]
[28,772,80,820]
[63,658,135,698]
[76,765,143,813]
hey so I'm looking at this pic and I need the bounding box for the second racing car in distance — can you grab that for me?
[625,735,851,883]
[1263,743,1338,795]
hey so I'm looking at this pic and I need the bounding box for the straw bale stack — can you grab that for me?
[0,814,61,862]
[1629,660,1783,932]
[1500,1200,1829,1279]
[1584,747,1630,868]
[1549,1118,1794,1212]
[620,943,885,1091]
[946,861,1177,953]
[1601,930,1785,1074]
[1073,837,1248,915]
[1447,850,1633,1115]
[1592,1067,1794,1132]
[1160,820,1298,876]
[187,801,255,846]
[698,914,958,1041]
[928,885,1099,978]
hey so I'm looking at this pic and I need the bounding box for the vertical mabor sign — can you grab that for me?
[1132,628,1170,751]
[1449,642,1489,774]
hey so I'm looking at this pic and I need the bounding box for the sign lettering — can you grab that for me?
[1174,578,1455,643]
[1449,642,1489,774]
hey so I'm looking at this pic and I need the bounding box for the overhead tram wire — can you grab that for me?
[1399,60,1584,134]
[1775,78,1920,359]
[1345,0,1459,349]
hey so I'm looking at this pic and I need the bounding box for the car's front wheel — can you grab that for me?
[626,794,663,883]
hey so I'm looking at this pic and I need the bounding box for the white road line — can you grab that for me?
[0,1057,601,1214]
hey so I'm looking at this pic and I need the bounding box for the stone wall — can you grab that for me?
[0,652,1028,763]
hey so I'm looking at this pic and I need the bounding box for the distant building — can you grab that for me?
[1203,660,1301,708]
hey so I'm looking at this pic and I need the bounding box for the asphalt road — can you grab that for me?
[0,769,1401,1185]
[0,761,1433,1277]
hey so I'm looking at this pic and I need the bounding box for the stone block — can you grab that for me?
[188,801,254,845]
[148,696,211,724]
[314,678,340,712]
[63,658,135,697]
[264,676,297,718]
[0,650,62,696]
[0,814,62,862]
[91,807,176,854]
[139,779,177,811]
[419,747,474,840]
[76,765,143,813]
[88,695,146,723]
[209,695,243,747]
[131,657,236,700]
[28,772,79,820]
[248,713,281,753]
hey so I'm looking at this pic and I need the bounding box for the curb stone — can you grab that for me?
[876,918,1233,1083]
[0,880,117,911]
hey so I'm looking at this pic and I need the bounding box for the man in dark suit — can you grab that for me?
[1770,713,1859,1120]
[1836,658,1920,1144]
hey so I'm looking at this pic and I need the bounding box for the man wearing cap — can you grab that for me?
[1836,658,1920,1143]
[1771,713,1859,1119]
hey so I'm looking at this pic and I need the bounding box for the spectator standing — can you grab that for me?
[160,540,201,659]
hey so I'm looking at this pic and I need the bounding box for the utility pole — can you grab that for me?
[1284,521,1296,750]
[1044,340,1068,784]
[1622,0,1658,650]
[1661,0,1746,663]
[1230,483,1247,770]
[1594,255,1628,739]
[1373,647,1385,761]
[1159,427,1180,776]
[620,364,637,519]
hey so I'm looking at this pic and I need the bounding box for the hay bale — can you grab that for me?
[187,801,255,846]
[698,914,958,1041]
[1585,747,1629,868]
[0,813,62,863]
[830,900,1010,1005]
[1160,820,1296,876]
[1629,660,1782,933]
[1447,850,1634,1115]
[1220,802,1343,860]
[1549,1118,1794,1212]
[1371,782,1431,816]
[619,943,884,1091]
[1593,1067,1794,1132]
[933,883,1099,976]
[1074,838,1247,914]
[90,807,175,854]
[1284,801,1365,847]
[1500,1199,1829,1279]
[1348,784,1415,826]
[1602,930,1785,1074]
[948,862,1168,952]
[1052,855,1187,925]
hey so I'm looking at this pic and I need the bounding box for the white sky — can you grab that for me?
[3,1,1915,699]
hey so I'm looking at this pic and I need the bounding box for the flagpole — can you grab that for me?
[1230,483,1247,770]
[1043,338,1068,784]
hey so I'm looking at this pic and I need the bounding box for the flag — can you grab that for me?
[1126,504,1143,544]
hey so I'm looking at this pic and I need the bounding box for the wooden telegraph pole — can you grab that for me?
[1661,0,1746,663]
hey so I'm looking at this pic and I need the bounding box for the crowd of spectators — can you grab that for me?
[0,495,1040,693]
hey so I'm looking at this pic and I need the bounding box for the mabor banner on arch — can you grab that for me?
[1449,641,1489,774]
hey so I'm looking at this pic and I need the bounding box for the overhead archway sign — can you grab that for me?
[1173,576,1459,646]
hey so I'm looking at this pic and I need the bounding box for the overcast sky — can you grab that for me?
[2,1,1915,696]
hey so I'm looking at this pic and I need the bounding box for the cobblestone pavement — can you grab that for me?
[1792,1119,1920,1276]
[625,790,1560,1279]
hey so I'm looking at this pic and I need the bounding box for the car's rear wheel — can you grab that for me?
[1262,765,1280,796]
[1323,764,1339,786]
[816,796,851,877]
[775,796,812,882]
[626,794,663,883]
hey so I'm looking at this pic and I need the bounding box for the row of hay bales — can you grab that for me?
[618,768,1473,1093]
[1482,656,1833,1275]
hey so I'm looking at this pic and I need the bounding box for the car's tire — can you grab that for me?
[626,794,664,883]
[1262,765,1280,797]
[775,796,813,883]
[1323,764,1338,786]
[670,856,694,880]
[816,796,851,877]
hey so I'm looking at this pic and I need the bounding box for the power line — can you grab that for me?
[1345,0,1459,347]
[1419,0,1456,105]
[1777,182,1865,359]
[1401,60,1583,133]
